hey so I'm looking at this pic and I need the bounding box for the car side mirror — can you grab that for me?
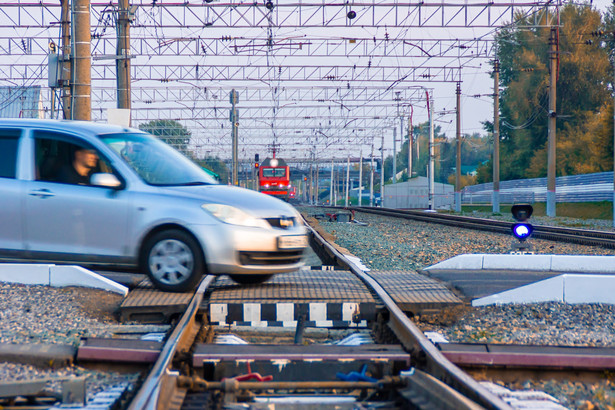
[90,173,122,189]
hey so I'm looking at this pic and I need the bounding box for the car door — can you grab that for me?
[0,128,25,254]
[24,130,131,262]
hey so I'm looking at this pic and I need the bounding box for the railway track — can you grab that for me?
[344,206,615,249]
[121,222,508,409]
[4,208,614,408]
[3,210,615,409]
[84,214,615,409]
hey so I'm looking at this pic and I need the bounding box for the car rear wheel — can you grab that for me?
[229,274,273,285]
[142,229,204,292]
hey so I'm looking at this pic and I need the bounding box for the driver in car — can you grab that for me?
[57,146,99,185]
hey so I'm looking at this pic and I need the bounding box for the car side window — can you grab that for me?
[34,131,113,186]
[0,129,21,179]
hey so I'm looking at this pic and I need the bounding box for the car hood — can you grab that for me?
[164,184,300,218]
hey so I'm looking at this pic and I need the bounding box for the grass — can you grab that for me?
[461,202,613,220]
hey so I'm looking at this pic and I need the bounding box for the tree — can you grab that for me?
[391,123,490,185]
[139,120,191,155]
[490,4,611,180]
[197,156,230,184]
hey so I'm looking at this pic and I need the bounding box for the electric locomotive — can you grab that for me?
[258,157,291,200]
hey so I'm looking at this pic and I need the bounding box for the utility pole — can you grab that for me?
[230,89,239,185]
[408,105,413,180]
[455,82,462,213]
[392,127,397,183]
[72,0,91,120]
[380,135,385,207]
[492,58,500,214]
[370,144,374,207]
[393,91,401,184]
[358,152,363,206]
[345,156,350,207]
[315,163,320,205]
[428,91,435,210]
[613,41,615,228]
[330,159,334,206]
[334,166,338,205]
[309,161,313,204]
[547,27,558,217]
[116,0,131,120]
[60,0,71,119]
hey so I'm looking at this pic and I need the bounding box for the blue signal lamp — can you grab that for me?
[510,203,534,243]
[512,223,533,242]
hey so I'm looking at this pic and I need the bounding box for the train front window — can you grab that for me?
[262,168,286,178]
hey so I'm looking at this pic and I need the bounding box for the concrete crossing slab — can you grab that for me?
[423,254,615,306]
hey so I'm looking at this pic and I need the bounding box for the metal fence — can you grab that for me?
[462,172,615,204]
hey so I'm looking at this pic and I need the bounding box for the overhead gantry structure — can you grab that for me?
[0,0,563,166]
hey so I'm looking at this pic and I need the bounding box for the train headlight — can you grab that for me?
[511,223,533,242]
[264,183,270,188]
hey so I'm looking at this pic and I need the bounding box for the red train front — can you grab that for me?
[258,157,291,200]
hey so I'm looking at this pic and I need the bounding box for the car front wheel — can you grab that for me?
[141,229,205,292]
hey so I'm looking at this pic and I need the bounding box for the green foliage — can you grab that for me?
[494,4,612,180]
[385,121,491,185]
[138,120,192,155]
[197,156,229,184]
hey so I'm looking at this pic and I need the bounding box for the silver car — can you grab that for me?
[0,119,308,292]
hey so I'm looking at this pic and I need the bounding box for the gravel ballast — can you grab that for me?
[301,207,615,409]
[0,282,142,407]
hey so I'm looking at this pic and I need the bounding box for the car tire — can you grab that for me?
[141,229,205,292]
[229,274,273,285]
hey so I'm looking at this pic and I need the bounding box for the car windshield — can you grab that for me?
[100,132,218,186]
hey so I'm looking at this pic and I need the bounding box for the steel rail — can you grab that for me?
[349,206,615,249]
[128,275,216,410]
[306,222,512,410]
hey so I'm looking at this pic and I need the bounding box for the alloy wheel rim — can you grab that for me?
[149,239,194,285]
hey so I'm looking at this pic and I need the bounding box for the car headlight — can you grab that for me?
[201,204,270,229]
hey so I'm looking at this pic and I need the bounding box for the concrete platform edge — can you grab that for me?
[0,264,128,296]
[424,254,615,275]
[472,274,615,306]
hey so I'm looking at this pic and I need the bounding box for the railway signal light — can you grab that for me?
[510,204,534,252]
[512,223,533,241]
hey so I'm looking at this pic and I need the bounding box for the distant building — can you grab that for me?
[0,86,43,119]
[383,176,454,209]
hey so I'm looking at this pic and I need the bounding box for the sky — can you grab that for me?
[2,0,613,161]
